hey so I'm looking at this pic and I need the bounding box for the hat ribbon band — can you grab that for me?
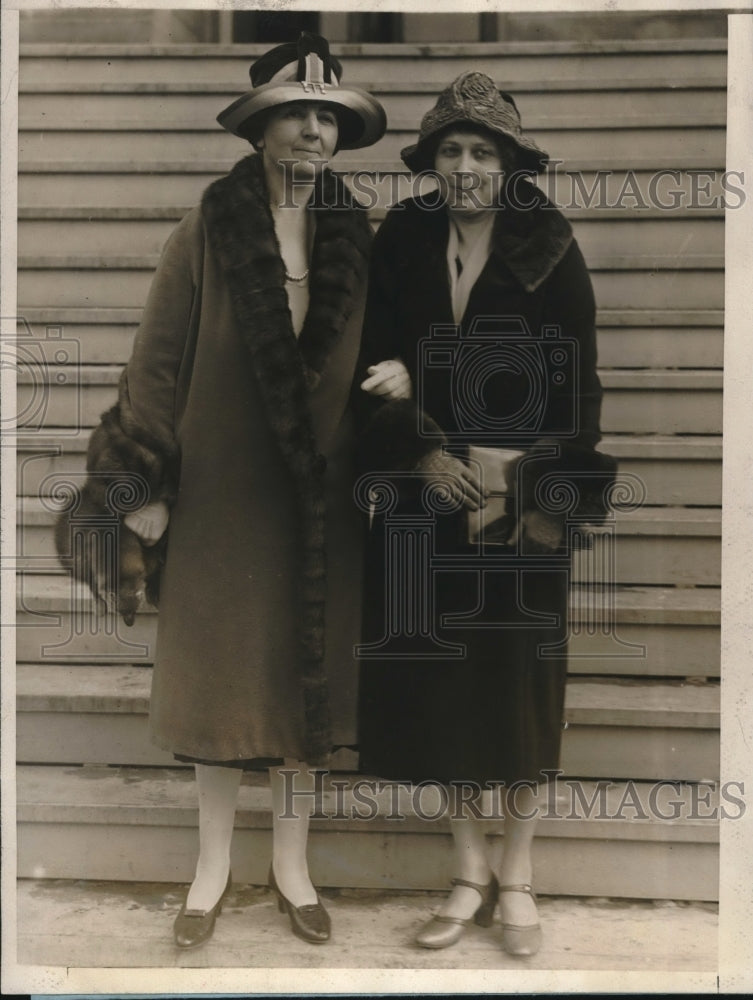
[267,55,340,89]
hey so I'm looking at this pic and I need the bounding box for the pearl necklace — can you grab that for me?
[285,268,309,283]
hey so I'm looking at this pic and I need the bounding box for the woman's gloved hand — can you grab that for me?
[360,358,412,400]
[416,450,488,512]
[124,500,170,546]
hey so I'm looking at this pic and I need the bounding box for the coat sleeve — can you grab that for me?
[120,209,202,454]
[353,210,446,473]
[515,238,616,524]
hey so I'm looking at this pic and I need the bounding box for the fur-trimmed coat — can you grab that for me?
[353,188,617,786]
[59,154,372,766]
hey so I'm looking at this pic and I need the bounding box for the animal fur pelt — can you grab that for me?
[200,153,371,764]
[54,375,178,624]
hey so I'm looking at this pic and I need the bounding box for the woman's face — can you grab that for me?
[258,101,339,181]
[434,129,506,218]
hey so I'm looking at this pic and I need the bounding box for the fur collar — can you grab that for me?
[405,184,573,293]
[201,152,372,765]
[491,183,574,292]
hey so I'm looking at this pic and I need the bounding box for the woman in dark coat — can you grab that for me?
[61,34,385,948]
[355,71,615,955]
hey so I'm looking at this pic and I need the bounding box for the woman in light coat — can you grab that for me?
[61,33,385,949]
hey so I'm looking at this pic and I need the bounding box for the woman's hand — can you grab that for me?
[416,450,488,512]
[124,500,170,546]
[360,358,412,400]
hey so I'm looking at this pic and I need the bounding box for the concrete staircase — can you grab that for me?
[15,38,724,900]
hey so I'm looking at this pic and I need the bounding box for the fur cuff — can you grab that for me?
[358,399,446,473]
[512,438,618,524]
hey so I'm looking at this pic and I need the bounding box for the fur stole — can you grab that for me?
[54,376,179,625]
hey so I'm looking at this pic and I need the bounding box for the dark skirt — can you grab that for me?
[358,511,569,786]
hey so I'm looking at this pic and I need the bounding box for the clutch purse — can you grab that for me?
[466,445,524,545]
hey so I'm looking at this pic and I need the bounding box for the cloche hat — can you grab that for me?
[401,71,548,174]
[217,32,386,150]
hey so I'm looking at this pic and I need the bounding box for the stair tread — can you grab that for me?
[17,306,725,327]
[17,204,727,221]
[16,764,721,840]
[16,573,720,623]
[16,663,720,726]
[18,252,725,271]
[19,112,727,131]
[19,39,729,56]
[17,156,728,173]
[19,75,728,95]
[15,364,725,388]
[15,429,725,459]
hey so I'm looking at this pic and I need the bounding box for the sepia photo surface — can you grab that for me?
[2,1,752,994]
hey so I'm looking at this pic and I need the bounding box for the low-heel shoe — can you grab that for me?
[173,870,232,949]
[415,873,499,949]
[268,864,331,944]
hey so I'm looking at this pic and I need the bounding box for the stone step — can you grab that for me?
[15,430,723,506]
[15,307,724,368]
[19,496,721,588]
[13,572,721,678]
[15,665,720,780]
[15,764,720,899]
[17,84,727,127]
[18,39,727,88]
[14,363,725,435]
[17,209,725,259]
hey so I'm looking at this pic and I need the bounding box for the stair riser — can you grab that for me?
[16,608,158,663]
[15,378,724,434]
[15,818,719,900]
[17,266,725,312]
[17,519,722,588]
[19,51,727,87]
[18,216,725,259]
[18,88,727,124]
[18,169,732,211]
[14,628,721,687]
[17,447,722,507]
[18,127,725,165]
[567,623,719,677]
[14,612,721,678]
[12,318,725,368]
[16,709,720,781]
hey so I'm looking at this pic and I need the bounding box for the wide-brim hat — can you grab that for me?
[401,71,548,174]
[217,32,386,151]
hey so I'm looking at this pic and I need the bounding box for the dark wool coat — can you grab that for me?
[354,188,616,785]
[62,154,372,766]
